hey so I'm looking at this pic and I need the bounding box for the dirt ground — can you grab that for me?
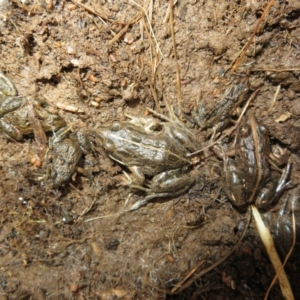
[0,0,300,299]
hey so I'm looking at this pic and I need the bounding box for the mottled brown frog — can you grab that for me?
[94,117,200,210]
[0,71,66,140]
[194,81,249,134]
[216,113,291,209]
[46,128,86,188]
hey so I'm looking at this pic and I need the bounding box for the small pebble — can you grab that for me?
[70,284,79,293]
[253,248,262,261]
[66,3,77,10]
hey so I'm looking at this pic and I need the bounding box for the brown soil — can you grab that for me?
[0,1,300,299]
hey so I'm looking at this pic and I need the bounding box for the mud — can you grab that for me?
[0,1,300,299]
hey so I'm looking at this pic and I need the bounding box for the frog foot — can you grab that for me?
[275,161,293,193]
[256,161,293,209]
[127,188,191,211]
[125,114,161,133]
[122,171,149,192]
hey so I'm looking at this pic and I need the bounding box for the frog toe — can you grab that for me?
[127,198,148,211]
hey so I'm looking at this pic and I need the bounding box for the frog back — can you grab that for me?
[103,123,191,175]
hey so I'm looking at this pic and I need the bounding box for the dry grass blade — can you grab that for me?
[163,0,178,23]
[70,0,143,45]
[140,12,162,110]
[169,0,183,110]
[251,205,294,300]
[128,0,164,112]
[251,68,300,72]
[109,10,143,45]
[268,84,281,112]
[128,0,163,57]
[70,0,109,21]
[231,0,275,72]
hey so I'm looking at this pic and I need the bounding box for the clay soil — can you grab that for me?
[0,0,300,299]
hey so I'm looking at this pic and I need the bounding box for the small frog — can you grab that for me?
[0,70,17,99]
[193,82,249,134]
[93,117,199,210]
[273,185,300,256]
[46,128,85,187]
[0,71,66,140]
[216,113,291,209]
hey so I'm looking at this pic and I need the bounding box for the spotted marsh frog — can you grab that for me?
[46,128,92,187]
[0,70,86,188]
[0,71,66,140]
[273,185,300,256]
[94,117,200,210]
[194,81,249,134]
[216,113,291,209]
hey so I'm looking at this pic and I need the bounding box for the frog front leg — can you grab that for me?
[221,160,249,207]
[47,128,83,187]
[128,168,195,211]
[126,165,146,186]
[274,185,300,256]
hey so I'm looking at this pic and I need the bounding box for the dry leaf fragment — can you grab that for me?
[275,112,292,123]
[56,102,84,113]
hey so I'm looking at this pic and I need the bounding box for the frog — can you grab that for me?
[215,113,292,209]
[273,185,300,257]
[0,70,17,99]
[193,81,249,134]
[93,117,200,210]
[46,127,87,188]
[0,71,66,141]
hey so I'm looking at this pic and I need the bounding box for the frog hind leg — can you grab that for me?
[256,161,293,209]
[128,170,195,211]
[127,187,192,211]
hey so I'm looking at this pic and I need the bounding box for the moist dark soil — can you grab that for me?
[0,1,300,299]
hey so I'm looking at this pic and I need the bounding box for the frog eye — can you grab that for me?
[105,139,115,152]
[240,125,250,136]
[168,154,179,162]
[111,122,120,131]
[259,125,268,135]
